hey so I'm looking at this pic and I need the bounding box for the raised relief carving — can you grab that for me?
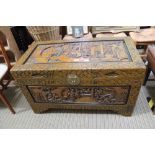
[26,40,130,64]
[28,86,130,105]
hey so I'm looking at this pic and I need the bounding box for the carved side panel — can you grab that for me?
[27,86,130,105]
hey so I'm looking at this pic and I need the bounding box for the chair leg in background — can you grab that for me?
[0,92,15,114]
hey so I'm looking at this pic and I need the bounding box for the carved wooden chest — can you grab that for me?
[11,38,146,116]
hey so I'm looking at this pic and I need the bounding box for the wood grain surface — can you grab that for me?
[11,37,146,116]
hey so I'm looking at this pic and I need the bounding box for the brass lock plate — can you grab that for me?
[67,74,80,85]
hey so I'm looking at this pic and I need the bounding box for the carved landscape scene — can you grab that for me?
[26,40,130,64]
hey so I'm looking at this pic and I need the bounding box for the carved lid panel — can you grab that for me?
[11,38,146,77]
[25,40,131,64]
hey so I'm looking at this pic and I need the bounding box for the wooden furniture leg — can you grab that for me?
[0,91,15,114]
[143,66,151,85]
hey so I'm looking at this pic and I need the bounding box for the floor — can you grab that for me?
[0,81,155,129]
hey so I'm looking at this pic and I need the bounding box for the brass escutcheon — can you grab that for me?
[67,74,80,85]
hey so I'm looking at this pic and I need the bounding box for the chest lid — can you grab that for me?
[11,37,145,72]
[26,39,131,64]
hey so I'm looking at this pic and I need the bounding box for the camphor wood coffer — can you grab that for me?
[11,37,146,116]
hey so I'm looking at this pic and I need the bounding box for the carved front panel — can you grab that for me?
[27,86,130,105]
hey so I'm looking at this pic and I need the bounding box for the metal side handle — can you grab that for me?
[105,72,119,78]
[31,73,48,78]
